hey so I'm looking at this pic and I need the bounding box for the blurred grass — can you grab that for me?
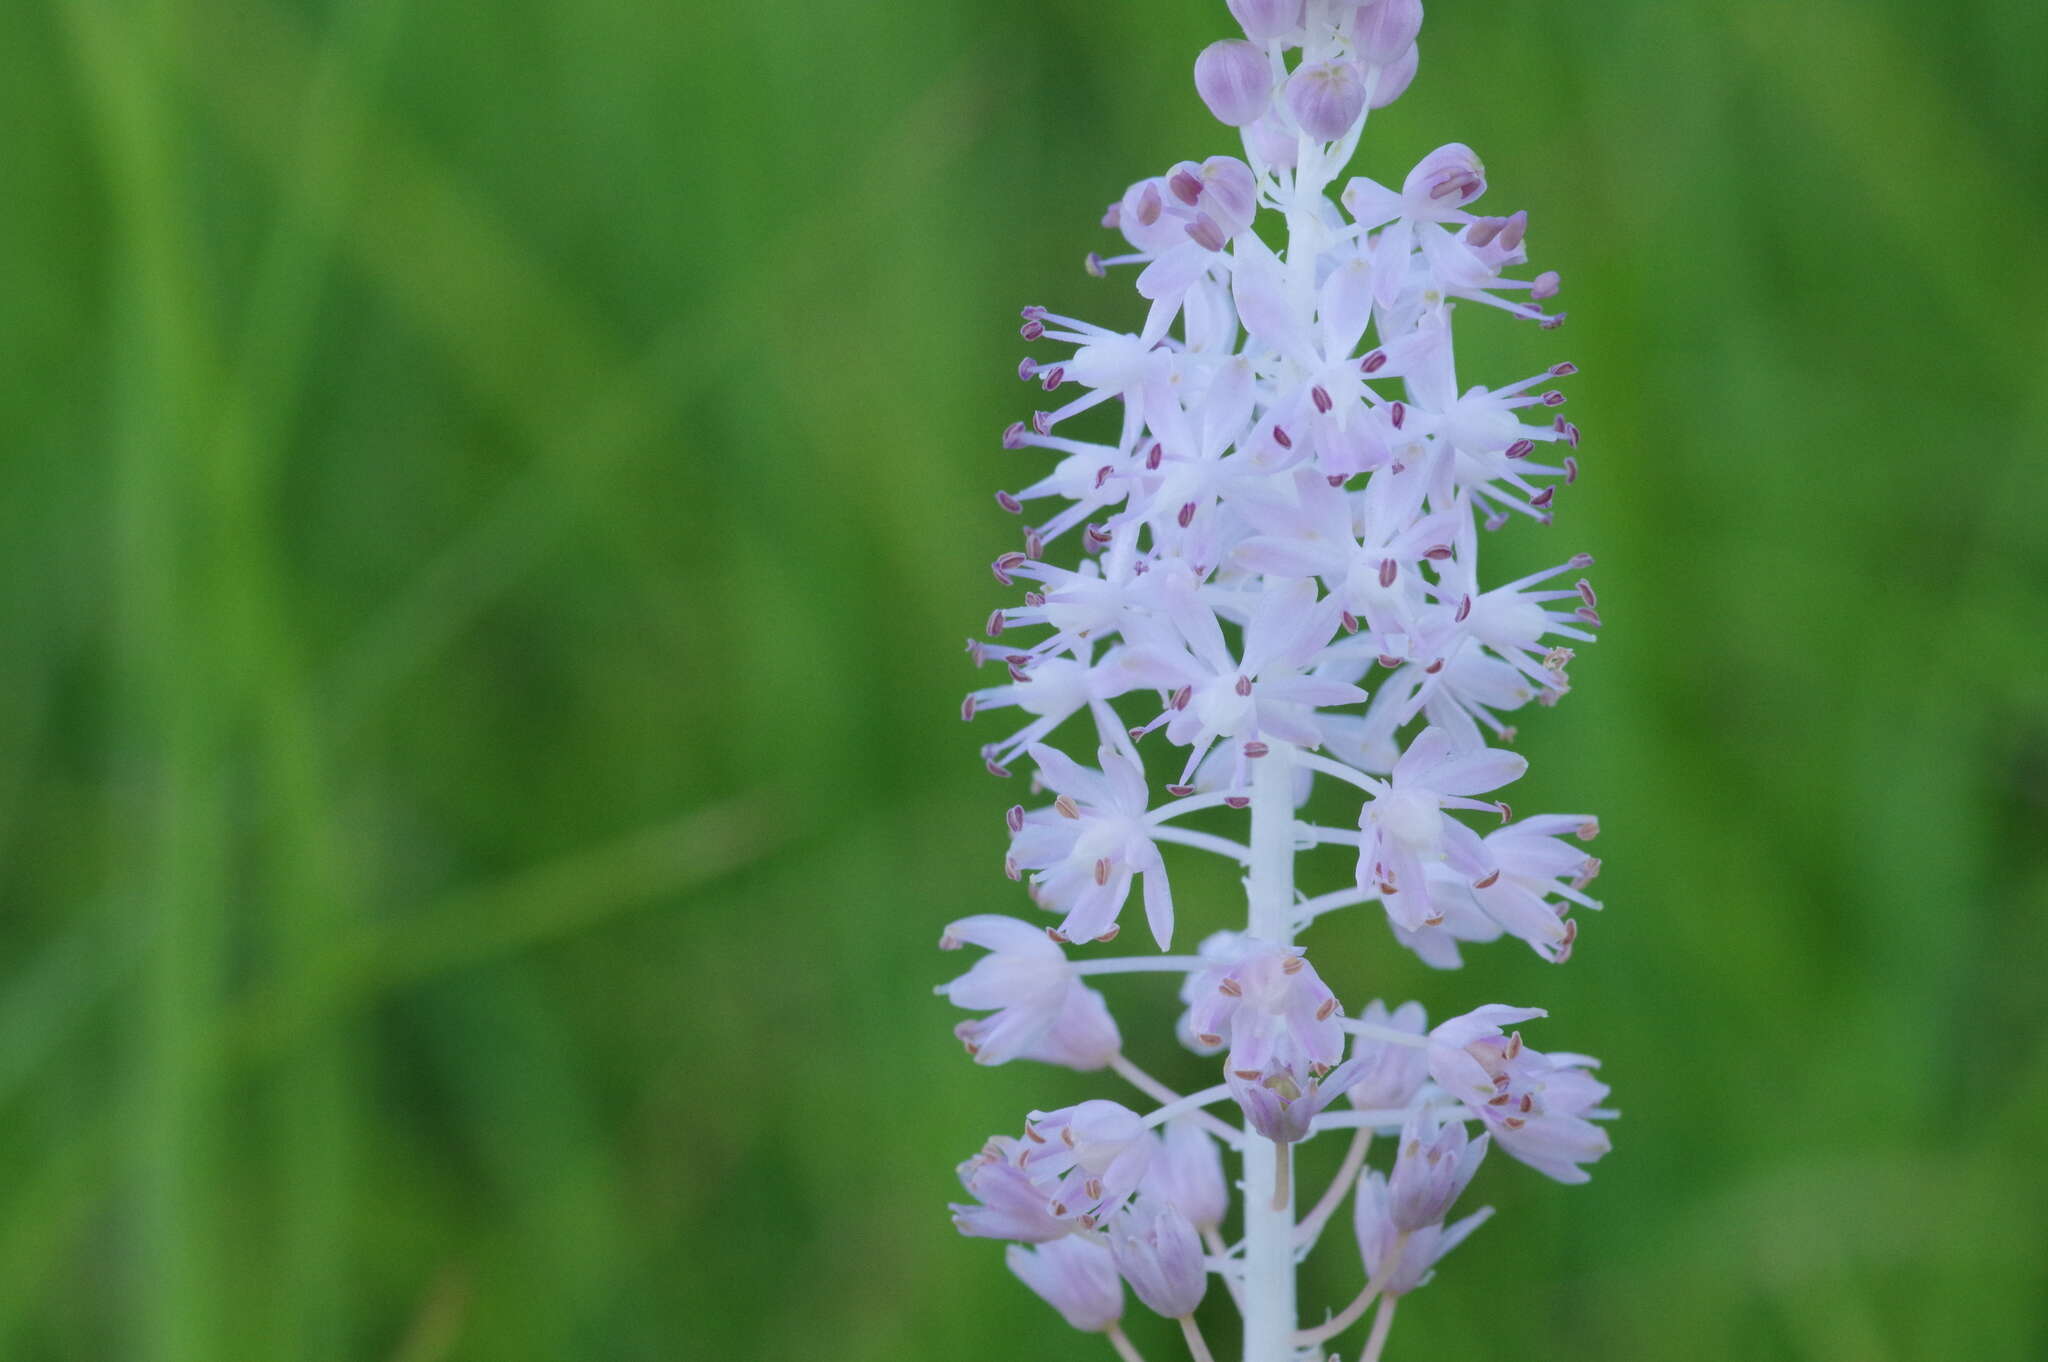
[3,0,2045,1358]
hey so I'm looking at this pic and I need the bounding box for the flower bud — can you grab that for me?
[1353,0,1424,67]
[1140,1120,1229,1231]
[1109,1202,1207,1318]
[1228,0,1304,41]
[1370,43,1419,108]
[1285,60,1368,142]
[1385,1107,1487,1232]
[1243,113,1299,170]
[1006,1235,1125,1333]
[1194,39,1272,127]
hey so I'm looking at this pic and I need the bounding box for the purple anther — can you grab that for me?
[1569,552,1595,569]
[1564,421,1582,447]
[1020,320,1045,341]
[1378,558,1398,588]
[1455,593,1472,623]
[985,609,1006,637]
[1465,216,1504,248]
[995,490,1023,514]
[1576,579,1597,609]
[1311,385,1333,414]
[1340,611,1359,634]
[992,552,1024,584]
[1002,422,1028,449]
[1032,410,1053,435]
[1023,591,1045,608]
[1530,486,1556,510]
[1389,401,1405,429]
[1165,784,1195,798]
[1234,674,1253,697]
[1550,361,1577,377]
[1272,425,1293,449]
[1084,251,1106,278]
[1541,390,1566,407]
[1177,502,1197,528]
[1377,654,1402,669]
[987,759,1012,779]
[1243,741,1270,759]
[1169,169,1204,206]
[1424,544,1452,560]
[1136,182,1163,228]
[1146,442,1164,470]
[1424,658,1444,674]
[1496,801,1513,825]
[1360,349,1388,373]
[961,694,977,721]
[1576,607,1602,626]
[1224,796,1250,809]
[1540,312,1568,330]
[1095,465,1114,489]
[1004,857,1020,880]
[1172,686,1192,711]
[1020,306,1047,321]
[1327,474,1347,488]
[1532,271,1561,301]
[1023,527,1045,560]
[1185,212,1227,252]
[1006,804,1026,833]
[1498,211,1527,250]
[1564,455,1580,483]
[1017,358,1038,381]
[1042,366,1065,390]
[1504,438,1533,459]
[1008,661,1030,682]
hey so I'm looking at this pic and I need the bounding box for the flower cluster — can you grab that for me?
[942,4,1613,1359]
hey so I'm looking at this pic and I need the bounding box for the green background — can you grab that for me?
[5,0,2045,1357]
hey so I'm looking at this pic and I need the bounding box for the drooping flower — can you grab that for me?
[1428,1006,1612,1182]
[1108,1200,1208,1319]
[1354,1167,1492,1297]
[937,915,1120,1069]
[1007,1233,1125,1333]
[1022,1100,1160,1225]
[952,1136,1074,1243]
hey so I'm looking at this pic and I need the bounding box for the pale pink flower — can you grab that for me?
[1429,1006,1612,1182]
[937,915,1120,1069]
[1007,1233,1125,1333]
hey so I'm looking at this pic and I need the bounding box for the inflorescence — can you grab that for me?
[943,4,1612,1360]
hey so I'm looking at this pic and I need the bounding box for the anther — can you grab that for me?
[1177,502,1197,528]
[1272,425,1293,449]
[1472,868,1500,889]
[1243,741,1269,759]
[1361,349,1388,373]
[1389,401,1406,429]
[1225,796,1250,809]
[1218,977,1243,997]
[1311,385,1333,414]
[1235,674,1253,696]
[1006,804,1025,833]
[1281,955,1304,975]
[1504,438,1534,459]
[1378,558,1397,588]
[961,695,977,721]
[995,491,1022,514]
[1084,251,1106,277]
[1315,997,1336,1020]
[1496,801,1512,824]
[1054,794,1080,820]
[1455,593,1472,623]
[1341,611,1359,634]
[985,609,1006,637]
[1093,857,1111,885]
[1166,784,1195,797]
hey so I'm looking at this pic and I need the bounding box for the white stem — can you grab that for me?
[1109,1054,1245,1149]
[1074,956,1207,976]
[1140,1084,1233,1131]
[1359,1295,1398,1362]
[1240,740,1298,1362]
[1106,1323,1147,1362]
[1150,826,1253,864]
[1179,1316,1218,1362]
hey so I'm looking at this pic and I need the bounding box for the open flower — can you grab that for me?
[937,915,1120,1069]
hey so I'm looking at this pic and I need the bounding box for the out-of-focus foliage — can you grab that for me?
[3,0,2044,1358]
